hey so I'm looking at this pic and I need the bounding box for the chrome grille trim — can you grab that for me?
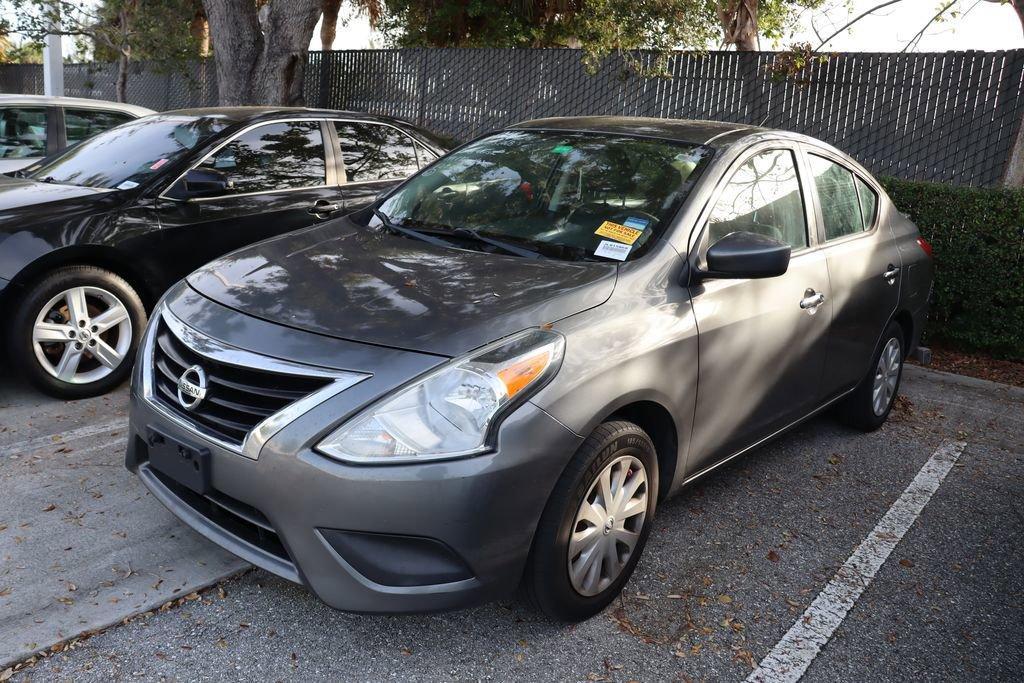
[141,304,370,459]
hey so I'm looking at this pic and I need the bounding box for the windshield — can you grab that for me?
[29,114,229,189]
[376,130,712,261]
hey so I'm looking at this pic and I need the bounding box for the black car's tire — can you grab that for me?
[836,321,905,432]
[523,420,659,622]
[9,265,146,399]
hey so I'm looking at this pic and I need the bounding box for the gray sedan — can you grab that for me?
[125,117,933,621]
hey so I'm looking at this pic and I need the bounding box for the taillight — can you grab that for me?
[916,236,933,258]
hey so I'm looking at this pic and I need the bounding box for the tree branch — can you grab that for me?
[814,0,905,50]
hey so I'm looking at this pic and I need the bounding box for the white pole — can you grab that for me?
[42,8,64,96]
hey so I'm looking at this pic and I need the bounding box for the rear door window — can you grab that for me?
[855,176,878,229]
[809,155,866,240]
[0,106,47,159]
[333,122,420,182]
[65,108,136,146]
[708,148,808,250]
[196,120,326,196]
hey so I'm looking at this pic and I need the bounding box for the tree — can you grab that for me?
[6,0,199,101]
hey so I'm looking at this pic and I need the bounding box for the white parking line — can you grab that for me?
[746,440,968,683]
[0,418,128,459]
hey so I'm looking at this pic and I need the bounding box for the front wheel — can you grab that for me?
[523,420,658,622]
[9,265,146,399]
[836,321,905,431]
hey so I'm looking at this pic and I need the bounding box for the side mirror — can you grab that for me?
[698,231,791,281]
[182,168,231,198]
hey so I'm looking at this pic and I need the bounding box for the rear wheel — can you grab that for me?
[9,266,145,399]
[523,420,658,621]
[836,321,904,431]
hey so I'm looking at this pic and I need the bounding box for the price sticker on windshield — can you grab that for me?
[595,221,644,245]
[594,240,631,261]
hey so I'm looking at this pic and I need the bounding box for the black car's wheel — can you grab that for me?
[836,321,905,431]
[523,420,658,622]
[9,265,146,399]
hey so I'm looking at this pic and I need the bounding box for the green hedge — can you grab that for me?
[880,178,1024,360]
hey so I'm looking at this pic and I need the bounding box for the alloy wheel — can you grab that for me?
[31,286,133,385]
[871,337,902,416]
[567,455,649,597]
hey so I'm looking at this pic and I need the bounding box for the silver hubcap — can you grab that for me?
[568,455,648,597]
[872,337,902,416]
[32,286,132,385]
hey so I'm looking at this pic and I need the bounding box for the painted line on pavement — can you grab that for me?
[0,419,128,459]
[746,440,968,683]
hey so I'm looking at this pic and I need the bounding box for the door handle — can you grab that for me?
[883,265,900,283]
[308,200,340,217]
[800,290,826,311]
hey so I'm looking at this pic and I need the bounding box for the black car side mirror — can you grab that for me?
[182,168,232,199]
[696,231,791,281]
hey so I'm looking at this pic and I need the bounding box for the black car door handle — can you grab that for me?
[883,265,900,283]
[308,200,340,216]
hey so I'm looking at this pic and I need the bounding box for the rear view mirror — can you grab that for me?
[182,168,232,198]
[698,231,791,281]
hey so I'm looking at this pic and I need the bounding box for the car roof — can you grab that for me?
[160,106,418,128]
[0,94,153,116]
[508,116,772,148]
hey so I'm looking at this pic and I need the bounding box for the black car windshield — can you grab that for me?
[376,130,713,261]
[29,114,229,189]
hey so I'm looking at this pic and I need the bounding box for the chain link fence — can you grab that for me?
[0,60,218,110]
[308,48,1024,188]
[3,49,1023,186]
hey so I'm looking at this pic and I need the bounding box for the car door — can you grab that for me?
[0,105,56,173]
[686,144,832,475]
[802,148,901,397]
[154,119,347,275]
[329,120,423,210]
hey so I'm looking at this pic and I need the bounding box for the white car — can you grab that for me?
[0,95,154,173]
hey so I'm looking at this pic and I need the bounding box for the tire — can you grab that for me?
[9,265,146,399]
[836,321,905,432]
[523,420,659,622]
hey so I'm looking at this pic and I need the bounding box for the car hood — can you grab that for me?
[0,175,114,215]
[187,217,617,356]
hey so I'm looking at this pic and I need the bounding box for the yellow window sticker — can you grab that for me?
[595,221,644,245]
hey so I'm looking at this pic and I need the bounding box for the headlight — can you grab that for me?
[316,328,564,463]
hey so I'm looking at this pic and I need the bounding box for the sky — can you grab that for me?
[310,0,1024,52]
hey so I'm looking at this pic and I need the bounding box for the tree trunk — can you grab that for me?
[321,0,342,50]
[116,49,129,102]
[719,0,759,51]
[202,0,322,105]
[190,4,210,57]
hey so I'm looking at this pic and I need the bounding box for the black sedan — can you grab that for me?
[0,107,448,398]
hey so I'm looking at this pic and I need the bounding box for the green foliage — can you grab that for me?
[377,0,821,73]
[881,177,1024,360]
[2,0,198,67]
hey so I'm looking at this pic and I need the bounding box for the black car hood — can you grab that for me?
[187,217,617,356]
[0,175,114,215]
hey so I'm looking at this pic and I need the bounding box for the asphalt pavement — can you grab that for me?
[1,363,1021,682]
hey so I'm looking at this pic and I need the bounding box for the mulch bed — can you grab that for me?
[911,345,1024,388]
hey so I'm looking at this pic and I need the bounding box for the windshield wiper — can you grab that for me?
[372,208,459,250]
[399,217,546,260]
[448,227,545,260]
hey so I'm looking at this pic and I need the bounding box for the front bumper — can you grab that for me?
[127,393,581,613]
[125,290,583,613]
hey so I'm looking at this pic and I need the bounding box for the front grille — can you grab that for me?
[151,319,331,446]
[150,467,292,564]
